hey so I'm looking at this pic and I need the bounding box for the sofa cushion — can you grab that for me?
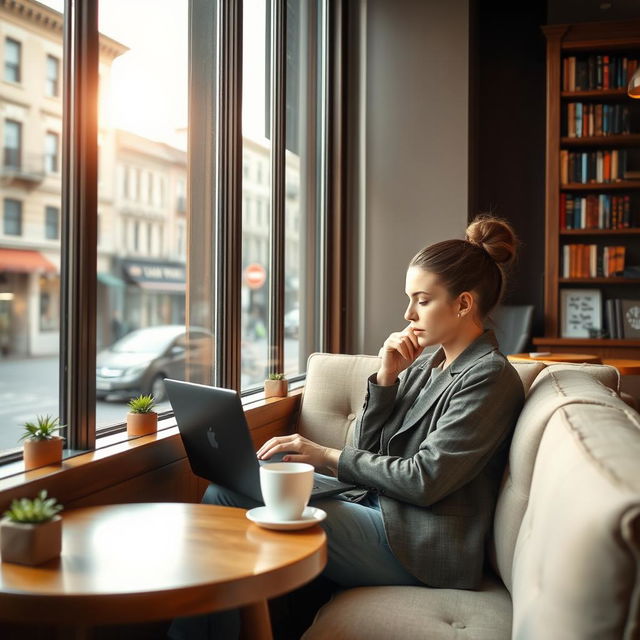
[492,368,628,592]
[298,353,381,450]
[510,361,547,395]
[511,402,640,639]
[532,362,620,394]
[302,575,512,640]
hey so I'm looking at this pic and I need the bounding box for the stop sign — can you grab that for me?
[244,263,266,289]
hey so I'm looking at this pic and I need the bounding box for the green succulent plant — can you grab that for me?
[19,415,63,442]
[128,394,156,414]
[268,373,286,381]
[3,490,63,524]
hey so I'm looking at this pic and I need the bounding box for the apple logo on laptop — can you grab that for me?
[207,427,219,448]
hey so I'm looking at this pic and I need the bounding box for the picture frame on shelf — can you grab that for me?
[560,288,602,338]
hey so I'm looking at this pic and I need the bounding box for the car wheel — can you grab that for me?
[149,375,167,402]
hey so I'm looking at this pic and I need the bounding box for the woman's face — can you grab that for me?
[403,266,462,347]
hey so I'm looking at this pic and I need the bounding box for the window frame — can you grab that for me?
[45,205,60,240]
[46,53,60,97]
[4,37,21,83]
[4,119,22,170]
[45,131,60,173]
[3,198,22,236]
[0,0,347,468]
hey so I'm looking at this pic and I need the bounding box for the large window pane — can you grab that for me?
[0,4,62,456]
[96,0,189,429]
[241,0,272,390]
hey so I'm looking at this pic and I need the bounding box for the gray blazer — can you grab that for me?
[337,330,524,589]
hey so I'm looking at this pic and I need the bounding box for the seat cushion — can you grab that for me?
[302,575,512,640]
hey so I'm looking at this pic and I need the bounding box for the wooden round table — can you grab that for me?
[509,352,602,364]
[601,359,640,376]
[0,503,326,638]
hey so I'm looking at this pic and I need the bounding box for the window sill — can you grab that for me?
[0,386,303,497]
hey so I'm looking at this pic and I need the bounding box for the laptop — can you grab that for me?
[164,378,356,503]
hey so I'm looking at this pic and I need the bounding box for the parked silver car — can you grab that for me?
[96,325,213,402]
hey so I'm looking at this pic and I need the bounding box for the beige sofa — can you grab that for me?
[295,353,640,640]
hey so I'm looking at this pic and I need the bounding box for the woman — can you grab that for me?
[169,215,525,638]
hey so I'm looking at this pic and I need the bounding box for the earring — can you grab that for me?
[457,312,462,318]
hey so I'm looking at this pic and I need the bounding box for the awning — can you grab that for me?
[0,248,57,273]
[121,259,186,294]
[98,272,126,288]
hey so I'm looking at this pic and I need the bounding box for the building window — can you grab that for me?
[159,176,165,206]
[46,55,60,97]
[129,167,138,200]
[45,206,59,240]
[39,276,60,331]
[3,198,22,235]
[134,220,140,252]
[45,132,59,173]
[4,38,21,83]
[4,119,21,169]
[122,165,129,198]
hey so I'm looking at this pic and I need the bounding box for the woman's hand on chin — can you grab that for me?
[377,325,425,385]
[257,434,341,470]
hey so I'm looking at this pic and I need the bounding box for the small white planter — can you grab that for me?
[0,515,62,566]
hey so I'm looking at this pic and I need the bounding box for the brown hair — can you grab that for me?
[409,215,518,318]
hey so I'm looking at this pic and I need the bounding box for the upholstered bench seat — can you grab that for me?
[295,353,640,640]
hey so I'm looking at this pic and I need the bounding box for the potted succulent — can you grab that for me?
[127,394,158,436]
[1,490,63,566]
[264,373,289,398]
[19,415,64,471]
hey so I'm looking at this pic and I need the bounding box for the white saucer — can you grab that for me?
[246,506,327,531]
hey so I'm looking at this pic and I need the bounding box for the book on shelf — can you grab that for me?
[563,54,638,91]
[605,298,640,338]
[559,193,633,230]
[564,102,630,138]
[560,149,631,184]
[562,244,625,278]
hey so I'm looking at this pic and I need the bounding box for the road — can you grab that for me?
[0,338,301,452]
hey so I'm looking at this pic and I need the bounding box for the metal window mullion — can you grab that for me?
[60,0,98,450]
[316,0,329,353]
[268,0,286,376]
[214,0,243,390]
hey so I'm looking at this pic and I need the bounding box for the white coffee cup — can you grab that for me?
[259,462,314,521]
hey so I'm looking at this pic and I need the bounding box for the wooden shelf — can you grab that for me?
[560,228,640,235]
[560,181,640,191]
[533,337,640,347]
[559,277,640,284]
[560,88,629,100]
[561,134,640,148]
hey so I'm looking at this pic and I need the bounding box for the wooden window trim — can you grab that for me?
[0,390,302,510]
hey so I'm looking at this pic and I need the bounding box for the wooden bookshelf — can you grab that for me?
[541,21,640,355]
[561,134,640,147]
[560,228,640,235]
[560,181,640,191]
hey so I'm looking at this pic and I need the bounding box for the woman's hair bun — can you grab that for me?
[465,214,517,266]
